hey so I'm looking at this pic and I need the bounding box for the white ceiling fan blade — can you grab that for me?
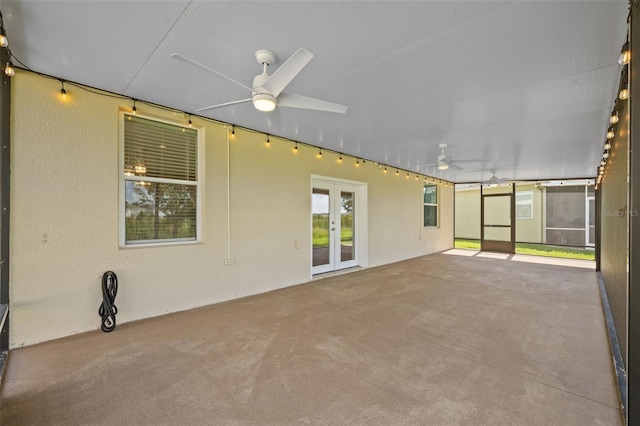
[171,53,253,93]
[262,48,313,97]
[195,98,251,112]
[277,92,348,114]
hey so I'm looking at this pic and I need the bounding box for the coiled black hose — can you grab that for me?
[99,271,118,332]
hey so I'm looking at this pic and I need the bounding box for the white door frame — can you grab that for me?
[311,175,368,276]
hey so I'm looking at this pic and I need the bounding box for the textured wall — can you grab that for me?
[599,97,629,365]
[10,71,453,347]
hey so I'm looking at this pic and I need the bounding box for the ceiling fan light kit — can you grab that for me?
[172,47,347,114]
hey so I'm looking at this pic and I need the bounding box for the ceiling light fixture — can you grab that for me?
[438,163,449,171]
[253,93,277,112]
[619,41,630,65]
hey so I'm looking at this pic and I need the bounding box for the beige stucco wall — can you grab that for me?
[10,71,453,347]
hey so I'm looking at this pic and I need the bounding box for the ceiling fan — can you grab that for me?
[171,48,348,114]
[484,170,508,186]
[417,143,481,171]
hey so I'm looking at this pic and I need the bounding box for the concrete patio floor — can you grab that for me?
[0,252,622,425]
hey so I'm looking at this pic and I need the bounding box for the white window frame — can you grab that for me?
[515,190,533,219]
[118,111,203,247]
[423,184,438,228]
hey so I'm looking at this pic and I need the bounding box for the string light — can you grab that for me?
[604,141,612,150]
[606,127,614,140]
[0,11,8,48]
[405,173,409,178]
[60,80,67,99]
[619,41,630,65]
[3,60,14,77]
[610,110,619,125]
[36,72,452,186]
[619,87,629,100]
[603,151,610,159]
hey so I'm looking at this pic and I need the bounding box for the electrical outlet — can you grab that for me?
[224,259,235,266]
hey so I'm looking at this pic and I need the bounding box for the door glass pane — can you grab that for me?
[484,227,511,241]
[312,188,330,267]
[340,191,355,262]
[484,196,511,226]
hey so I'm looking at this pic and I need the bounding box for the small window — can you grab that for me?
[423,184,438,227]
[516,191,533,219]
[120,113,201,246]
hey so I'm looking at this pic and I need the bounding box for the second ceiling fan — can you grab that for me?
[171,48,348,114]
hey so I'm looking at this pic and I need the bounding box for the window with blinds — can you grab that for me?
[121,114,200,245]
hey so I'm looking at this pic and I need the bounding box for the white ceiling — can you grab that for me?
[2,1,629,182]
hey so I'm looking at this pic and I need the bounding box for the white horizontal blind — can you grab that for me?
[122,114,199,245]
[124,115,197,181]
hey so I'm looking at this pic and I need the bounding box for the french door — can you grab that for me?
[312,178,363,275]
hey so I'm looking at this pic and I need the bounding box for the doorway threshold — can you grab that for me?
[312,266,363,280]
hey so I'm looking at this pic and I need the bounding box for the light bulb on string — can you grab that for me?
[619,41,630,65]
[317,148,322,159]
[231,126,235,137]
[607,128,614,140]
[293,142,298,154]
[605,141,612,150]
[603,151,610,159]
[188,115,192,128]
[396,169,399,176]
[383,166,387,174]
[355,158,360,167]
[4,61,14,77]
[59,81,67,100]
[266,135,270,146]
[337,153,342,163]
[0,31,7,48]
[610,110,619,124]
[132,100,137,115]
